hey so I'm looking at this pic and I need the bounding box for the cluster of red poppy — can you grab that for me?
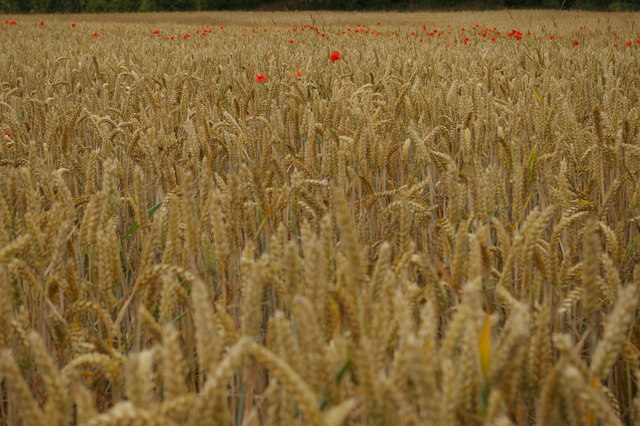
[507,29,524,41]
[340,23,382,37]
[300,24,326,38]
[1,18,639,49]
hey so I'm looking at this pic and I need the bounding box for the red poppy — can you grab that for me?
[289,39,294,44]
[92,32,99,37]
[637,40,640,44]
[152,30,160,34]
[255,72,268,83]
[293,70,302,77]
[328,50,341,62]
[183,33,190,39]
[39,21,44,26]
[3,131,10,138]
[573,41,580,46]
[71,23,76,28]
[626,41,632,46]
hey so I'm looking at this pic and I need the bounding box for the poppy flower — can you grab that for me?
[71,23,76,28]
[39,21,44,26]
[4,131,10,137]
[255,72,268,83]
[573,41,580,46]
[637,40,640,44]
[626,41,632,46]
[293,70,302,78]
[93,32,99,37]
[152,30,160,34]
[183,33,190,39]
[289,39,294,44]
[328,50,341,62]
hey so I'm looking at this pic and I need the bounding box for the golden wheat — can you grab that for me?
[1,9,640,426]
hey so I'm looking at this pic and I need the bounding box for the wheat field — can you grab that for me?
[1,9,640,425]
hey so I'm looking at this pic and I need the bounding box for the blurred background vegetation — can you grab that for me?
[0,0,637,15]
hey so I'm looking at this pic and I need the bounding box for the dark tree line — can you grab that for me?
[0,0,637,13]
